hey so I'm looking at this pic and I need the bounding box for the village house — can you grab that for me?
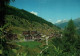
[34,34,42,40]
[25,35,33,40]
[23,31,30,35]
[31,31,37,35]
[22,31,41,41]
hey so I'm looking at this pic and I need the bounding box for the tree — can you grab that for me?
[62,19,78,53]
[0,0,15,27]
[0,0,15,55]
[63,19,77,43]
[41,19,79,56]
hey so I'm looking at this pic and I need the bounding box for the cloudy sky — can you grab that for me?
[10,0,80,24]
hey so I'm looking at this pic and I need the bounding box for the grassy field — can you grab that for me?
[0,50,2,54]
[16,41,42,48]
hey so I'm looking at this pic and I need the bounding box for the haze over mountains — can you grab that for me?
[55,18,80,34]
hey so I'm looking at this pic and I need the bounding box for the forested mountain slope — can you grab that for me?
[4,5,60,35]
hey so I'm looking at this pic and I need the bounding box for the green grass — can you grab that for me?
[16,41,41,48]
[0,50,2,54]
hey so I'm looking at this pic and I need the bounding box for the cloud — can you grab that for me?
[56,20,62,23]
[56,19,68,23]
[30,11,38,15]
[48,18,54,24]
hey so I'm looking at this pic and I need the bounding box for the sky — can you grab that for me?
[10,0,80,24]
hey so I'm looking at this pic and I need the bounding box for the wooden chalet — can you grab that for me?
[34,34,42,41]
[31,31,37,35]
[22,31,41,41]
[25,35,33,40]
[34,34,41,39]
[23,31,30,35]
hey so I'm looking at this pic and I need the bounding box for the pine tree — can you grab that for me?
[63,19,76,43]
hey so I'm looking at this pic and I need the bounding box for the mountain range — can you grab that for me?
[55,18,80,34]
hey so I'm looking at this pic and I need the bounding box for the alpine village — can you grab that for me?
[0,0,80,56]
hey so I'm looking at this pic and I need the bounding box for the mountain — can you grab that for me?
[55,18,80,34]
[55,22,68,29]
[74,18,80,34]
[3,5,60,36]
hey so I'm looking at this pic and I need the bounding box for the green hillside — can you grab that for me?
[6,5,56,27]
[3,5,60,35]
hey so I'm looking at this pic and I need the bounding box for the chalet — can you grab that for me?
[23,31,30,35]
[31,31,37,35]
[34,34,41,39]
[34,34,42,41]
[22,31,41,41]
[25,35,33,40]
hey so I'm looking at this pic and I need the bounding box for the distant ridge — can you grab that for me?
[55,18,80,34]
